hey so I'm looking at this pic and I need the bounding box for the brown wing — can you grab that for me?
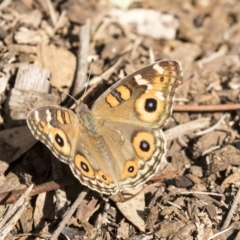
[92,60,182,128]
[27,105,80,163]
[89,60,182,193]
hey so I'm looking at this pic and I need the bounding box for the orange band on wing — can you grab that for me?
[132,132,155,160]
[75,154,95,178]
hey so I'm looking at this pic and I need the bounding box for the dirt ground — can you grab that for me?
[0,0,240,239]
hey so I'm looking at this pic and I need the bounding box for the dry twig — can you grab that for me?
[50,188,89,240]
[72,18,91,96]
[0,185,33,239]
[221,187,240,230]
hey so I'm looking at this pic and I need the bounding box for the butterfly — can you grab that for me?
[27,60,182,195]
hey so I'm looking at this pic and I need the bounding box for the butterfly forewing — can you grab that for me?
[92,60,182,128]
[27,106,80,163]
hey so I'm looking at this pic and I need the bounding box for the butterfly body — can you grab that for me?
[27,60,182,195]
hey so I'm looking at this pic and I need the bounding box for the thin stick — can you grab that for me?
[72,19,91,96]
[207,226,233,240]
[164,117,210,142]
[50,188,89,240]
[221,188,240,230]
[0,177,75,205]
[88,57,123,86]
[45,0,57,26]
[0,185,33,239]
[196,114,228,136]
[173,103,240,112]
[180,191,224,197]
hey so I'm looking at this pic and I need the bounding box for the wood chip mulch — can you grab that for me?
[0,0,240,239]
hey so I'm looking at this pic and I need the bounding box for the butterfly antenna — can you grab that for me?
[46,59,94,107]
[46,76,78,105]
[62,90,78,103]
[81,58,94,101]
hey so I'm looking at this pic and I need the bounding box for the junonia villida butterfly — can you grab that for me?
[27,60,182,195]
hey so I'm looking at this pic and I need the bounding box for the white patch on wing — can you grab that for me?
[46,109,53,128]
[134,74,149,85]
[147,84,154,90]
[153,64,164,74]
[155,91,165,101]
[46,109,52,122]
[136,78,148,84]
[134,74,154,90]
[134,74,142,81]
[35,111,40,122]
